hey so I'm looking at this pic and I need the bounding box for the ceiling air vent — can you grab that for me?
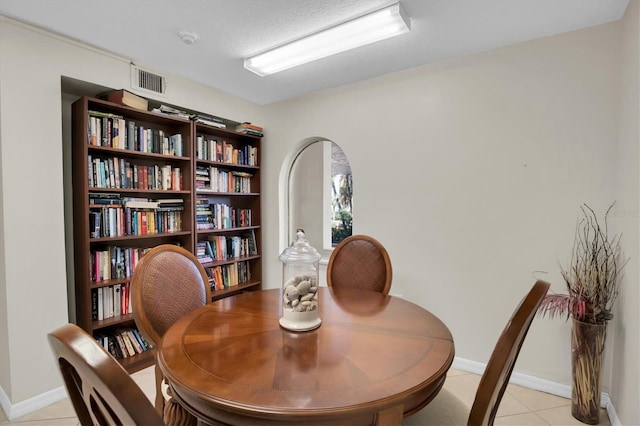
[131,65,166,96]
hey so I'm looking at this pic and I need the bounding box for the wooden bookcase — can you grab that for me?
[193,122,262,301]
[72,96,262,373]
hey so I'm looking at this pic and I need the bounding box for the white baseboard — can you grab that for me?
[603,393,621,426]
[452,357,619,426]
[0,382,67,421]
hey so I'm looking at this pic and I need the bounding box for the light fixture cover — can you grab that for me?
[244,2,411,76]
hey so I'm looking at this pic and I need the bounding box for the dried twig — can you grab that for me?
[538,202,628,324]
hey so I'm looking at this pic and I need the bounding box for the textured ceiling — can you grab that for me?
[0,0,629,105]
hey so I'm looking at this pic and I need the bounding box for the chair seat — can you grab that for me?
[403,389,469,425]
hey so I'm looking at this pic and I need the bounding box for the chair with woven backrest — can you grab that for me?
[403,280,551,426]
[47,323,164,426]
[327,234,393,294]
[131,244,211,421]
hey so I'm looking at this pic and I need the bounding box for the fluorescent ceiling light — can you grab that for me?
[244,2,411,76]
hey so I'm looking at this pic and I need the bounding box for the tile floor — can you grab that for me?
[0,368,610,425]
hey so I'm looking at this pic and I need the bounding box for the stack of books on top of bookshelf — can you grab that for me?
[193,113,226,128]
[97,90,149,111]
[235,122,263,137]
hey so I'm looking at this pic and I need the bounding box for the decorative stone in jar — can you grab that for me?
[279,229,321,331]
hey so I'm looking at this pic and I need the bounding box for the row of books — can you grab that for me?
[195,136,258,166]
[92,283,132,320]
[88,155,182,191]
[196,231,257,263]
[195,199,252,230]
[96,327,151,360]
[205,261,252,291]
[89,206,183,238]
[89,246,151,282]
[235,122,264,137]
[88,111,184,156]
[195,166,253,193]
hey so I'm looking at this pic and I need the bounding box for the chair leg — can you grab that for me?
[154,362,197,425]
[154,363,165,414]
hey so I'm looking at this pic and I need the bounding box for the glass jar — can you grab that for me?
[279,229,321,331]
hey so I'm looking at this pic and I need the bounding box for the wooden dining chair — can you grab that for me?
[403,280,551,426]
[47,323,165,426]
[327,234,393,294]
[131,244,211,420]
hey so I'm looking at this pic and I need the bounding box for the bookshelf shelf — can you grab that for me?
[89,189,191,195]
[197,225,260,235]
[88,144,191,160]
[196,191,260,196]
[72,95,262,373]
[211,280,262,301]
[200,254,261,268]
[89,231,192,243]
[195,159,260,171]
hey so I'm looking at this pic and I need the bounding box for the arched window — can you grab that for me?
[281,139,352,259]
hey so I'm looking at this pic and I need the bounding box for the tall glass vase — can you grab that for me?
[571,319,607,425]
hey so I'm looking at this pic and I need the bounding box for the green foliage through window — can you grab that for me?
[331,174,352,245]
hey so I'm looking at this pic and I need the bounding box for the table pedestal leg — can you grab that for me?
[376,404,403,426]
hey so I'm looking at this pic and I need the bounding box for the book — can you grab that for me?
[114,333,130,358]
[97,288,104,320]
[107,336,124,358]
[118,330,136,357]
[236,122,263,132]
[113,284,122,317]
[89,211,102,238]
[238,129,264,137]
[124,199,159,209]
[132,328,150,351]
[91,290,98,320]
[235,122,264,137]
[126,329,143,353]
[157,198,184,208]
[193,114,226,128]
[98,89,149,111]
[152,104,190,120]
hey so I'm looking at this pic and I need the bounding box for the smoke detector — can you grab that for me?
[179,30,199,45]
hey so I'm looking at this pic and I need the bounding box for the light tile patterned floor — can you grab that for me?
[0,368,609,425]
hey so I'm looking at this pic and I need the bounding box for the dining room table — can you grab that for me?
[157,286,455,426]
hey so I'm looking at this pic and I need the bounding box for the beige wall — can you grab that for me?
[289,141,330,254]
[0,8,637,426]
[611,0,639,423]
[0,27,8,411]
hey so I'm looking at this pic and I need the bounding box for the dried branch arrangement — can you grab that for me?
[538,203,629,325]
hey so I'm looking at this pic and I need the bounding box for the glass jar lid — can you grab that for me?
[279,229,321,263]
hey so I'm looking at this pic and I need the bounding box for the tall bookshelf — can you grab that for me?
[193,123,262,301]
[72,96,263,372]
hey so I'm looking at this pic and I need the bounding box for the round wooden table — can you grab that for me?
[158,287,455,426]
